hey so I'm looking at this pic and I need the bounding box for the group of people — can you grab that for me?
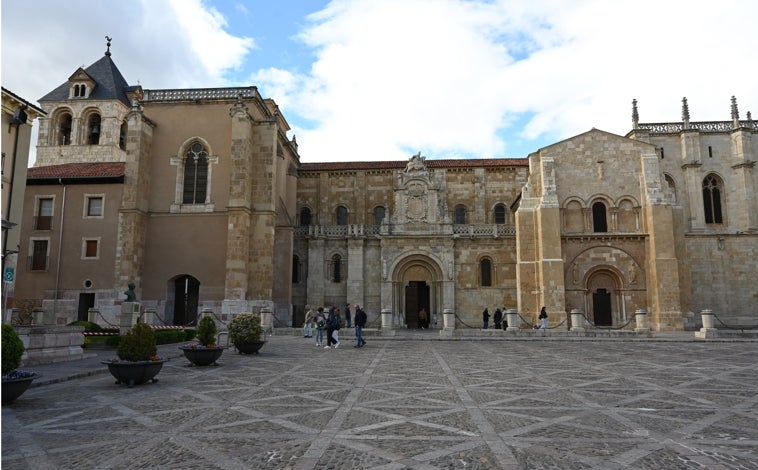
[483,306,548,330]
[303,303,367,349]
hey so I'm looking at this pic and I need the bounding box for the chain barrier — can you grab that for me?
[454,313,480,329]
[712,312,758,331]
[97,310,120,328]
[210,311,229,327]
[578,313,635,335]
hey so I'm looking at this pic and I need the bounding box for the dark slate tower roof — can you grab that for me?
[39,52,133,107]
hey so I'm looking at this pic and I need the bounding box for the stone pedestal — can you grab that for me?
[570,309,585,332]
[695,309,718,339]
[87,308,99,324]
[634,309,650,333]
[505,309,520,331]
[32,308,46,325]
[17,325,87,365]
[381,309,395,336]
[120,302,140,334]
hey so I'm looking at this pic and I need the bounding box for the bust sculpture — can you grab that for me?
[124,282,137,302]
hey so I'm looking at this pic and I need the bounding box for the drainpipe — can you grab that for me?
[53,178,66,321]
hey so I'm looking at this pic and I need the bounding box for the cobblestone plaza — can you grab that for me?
[3,335,758,469]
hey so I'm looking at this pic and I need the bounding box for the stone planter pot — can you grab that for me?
[102,359,165,388]
[179,346,225,366]
[234,341,266,354]
[2,373,39,404]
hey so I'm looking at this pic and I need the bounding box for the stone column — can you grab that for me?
[381,308,395,336]
[505,309,520,331]
[695,309,717,339]
[120,302,141,334]
[201,307,213,319]
[570,308,585,332]
[634,309,649,333]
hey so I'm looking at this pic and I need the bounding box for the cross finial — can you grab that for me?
[105,36,112,56]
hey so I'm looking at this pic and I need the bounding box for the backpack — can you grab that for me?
[331,316,342,330]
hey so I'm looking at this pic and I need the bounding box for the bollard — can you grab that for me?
[381,308,395,336]
[143,308,155,325]
[87,308,99,324]
[260,307,273,333]
[570,309,585,332]
[505,309,520,331]
[442,309,456,331]
[634,309,649,333]
[695,309,717,339]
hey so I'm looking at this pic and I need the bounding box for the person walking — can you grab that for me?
[418,308,428,329]
[327,308,342,349]
[303,305,314,338]
[345,303,352,328]
[482,308,490,329]
[314,307,326,347]
[354,304,367,348]
[539,306,548,330]
[493,308,502,329]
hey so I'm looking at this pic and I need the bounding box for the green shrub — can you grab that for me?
[2,324,24,373]
[117,323,157,361]
[66,320,103,332]
[106,335,122,348]
[184,328,196,341]
[196,316,217,346]
[229,313,263,344]
[154,329,186,345]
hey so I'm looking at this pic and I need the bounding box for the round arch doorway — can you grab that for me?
[391,254,445,329]
[586,268,622,326]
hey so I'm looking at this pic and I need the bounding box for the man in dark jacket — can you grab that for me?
[354,304,367,348]
[493,308,502,329]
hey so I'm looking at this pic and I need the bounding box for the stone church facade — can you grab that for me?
[12,48,757,331]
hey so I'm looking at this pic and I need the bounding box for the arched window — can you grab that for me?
[58,112,72,145]
[664,174,677,203]
[74,84,86,97]
[592,201,608,232]
[182,142,209,204]
[119,121,127,150]
[702,174,723,224]
[336,206,348,226]
[292,255,301,283]
[493,204,506,224]
[374,206,386,225]
[300,207,312,226]
[87,114,101,145]
[331,254,342,283]
[454,205,467,224]
[480,258,492,287]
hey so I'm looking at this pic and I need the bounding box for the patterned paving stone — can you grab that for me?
[3,337,758,469]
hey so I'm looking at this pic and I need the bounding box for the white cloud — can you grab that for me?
[256,0,758,161]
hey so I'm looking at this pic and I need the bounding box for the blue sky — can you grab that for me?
[3,0,758,164]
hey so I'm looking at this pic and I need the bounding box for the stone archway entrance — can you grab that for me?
[586,269,621,326]
[390,254,445,329]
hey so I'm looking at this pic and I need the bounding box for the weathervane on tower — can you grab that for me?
[105,36,112,56]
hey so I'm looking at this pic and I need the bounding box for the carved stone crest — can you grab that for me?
[405,181,428,222]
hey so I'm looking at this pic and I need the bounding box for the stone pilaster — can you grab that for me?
[115,103,153,292]
[347,238,364,307]
[307,238,326,308]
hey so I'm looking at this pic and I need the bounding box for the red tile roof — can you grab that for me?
[27,162,126,179]
[299,158,528,172]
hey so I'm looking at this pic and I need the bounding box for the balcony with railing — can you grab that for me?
[294,224,515,239]
[33,216,53,231]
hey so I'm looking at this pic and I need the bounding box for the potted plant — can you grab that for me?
[179,315,224,366]
[228,313,265,354]
[2,324,39,404]
[102,323,165,387]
